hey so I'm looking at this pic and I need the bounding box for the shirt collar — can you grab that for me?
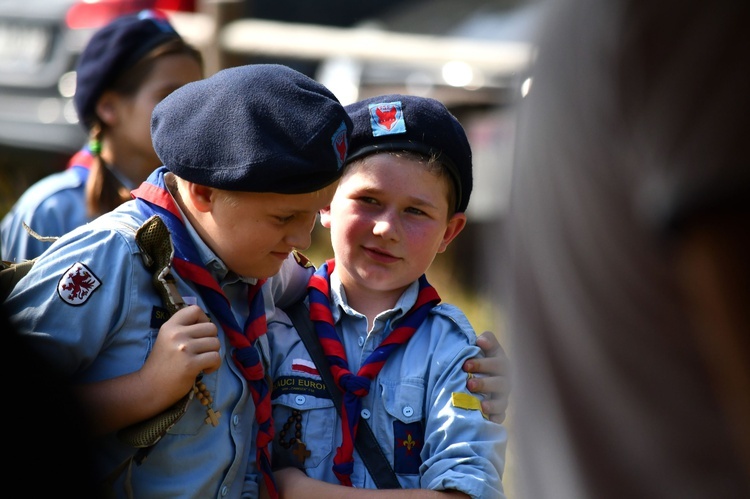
[327,269,421,327]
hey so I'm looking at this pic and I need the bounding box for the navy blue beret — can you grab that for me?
[74,10,182,130]
[151,64,351,194]
[344,94,473,213]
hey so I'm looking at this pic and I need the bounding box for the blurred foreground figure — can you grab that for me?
[504,0,750,498]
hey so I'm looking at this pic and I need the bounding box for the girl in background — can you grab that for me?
[1,9,203,261]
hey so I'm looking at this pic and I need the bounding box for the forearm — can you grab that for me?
[75,306,220,436]
[74,373,183,435]
[275,468,468,498]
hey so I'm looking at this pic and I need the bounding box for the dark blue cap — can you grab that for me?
[345,94,473,213]
[151,64,351,194]
[74,10,182,130]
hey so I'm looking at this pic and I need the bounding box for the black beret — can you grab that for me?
[151,64,352,194]
[344,94,473,213]
[74,10,182,130]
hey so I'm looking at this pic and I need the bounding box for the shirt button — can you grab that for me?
[233,415,239,426]
[221,485,228,496]
[402,406,414,417]
[360,409,371,419]
[358,336,365,347]
[295,395,306,405]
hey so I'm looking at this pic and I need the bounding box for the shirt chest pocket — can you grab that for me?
[379,378,425,424]
[271,376,337,469]
[378,378,426,478]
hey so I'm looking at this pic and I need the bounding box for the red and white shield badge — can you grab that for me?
[57,262,101,306]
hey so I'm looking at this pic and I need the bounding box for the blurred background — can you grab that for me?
[0,0,540,494]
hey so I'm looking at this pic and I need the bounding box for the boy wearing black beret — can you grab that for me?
[268,95,507,498]
[6,63,350,499]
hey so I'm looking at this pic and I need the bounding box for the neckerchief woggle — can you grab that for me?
[131,167,277,498]
[308,258,441,486]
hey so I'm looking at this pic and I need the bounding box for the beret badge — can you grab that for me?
[369,101,407,136]
[332,120,349,170]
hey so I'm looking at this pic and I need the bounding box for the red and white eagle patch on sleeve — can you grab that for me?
[57,262,102,306]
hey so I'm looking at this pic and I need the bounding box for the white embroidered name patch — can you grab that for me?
[57,262,101,306]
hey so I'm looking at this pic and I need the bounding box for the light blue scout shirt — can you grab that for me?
[1,164,89,262]
[6,197,313,499]
[268,272,507,499]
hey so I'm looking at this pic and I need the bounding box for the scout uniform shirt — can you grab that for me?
[267,272,507,498]
[5,197,312,498]
[1,148,95,262]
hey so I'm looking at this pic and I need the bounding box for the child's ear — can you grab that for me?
[185,182,215,213]
[437,213,467,253]
[319,206,333,228]
[94,91,120,127]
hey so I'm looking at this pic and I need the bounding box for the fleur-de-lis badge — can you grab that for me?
[404,433,417,450]
[401,434,416,452]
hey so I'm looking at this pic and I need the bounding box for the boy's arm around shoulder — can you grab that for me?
[439,301,511,423]
[421,306,507,499]
[464,330,510,423]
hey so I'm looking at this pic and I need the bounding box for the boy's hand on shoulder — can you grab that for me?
[143,305,221,403]
[463,331,510,423]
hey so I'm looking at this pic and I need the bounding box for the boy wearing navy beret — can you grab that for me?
[6,63,351,499]
[268,95,507,498]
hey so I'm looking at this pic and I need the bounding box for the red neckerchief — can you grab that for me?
[307,258,440,486]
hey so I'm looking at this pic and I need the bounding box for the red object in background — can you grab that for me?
[154,0,196,11]
[65,0,195,30]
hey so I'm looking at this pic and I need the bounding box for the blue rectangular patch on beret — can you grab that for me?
[393,420,423,475]
[368,101,406,136]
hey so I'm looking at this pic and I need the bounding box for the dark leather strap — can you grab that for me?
[286,299,402,489]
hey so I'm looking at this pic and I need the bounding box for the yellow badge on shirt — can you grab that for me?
[451,392,488,420]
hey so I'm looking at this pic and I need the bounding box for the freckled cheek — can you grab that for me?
[328,224,359,257]
[332,223,354,245]
[404,226,441,250]
[347,217,376,239]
